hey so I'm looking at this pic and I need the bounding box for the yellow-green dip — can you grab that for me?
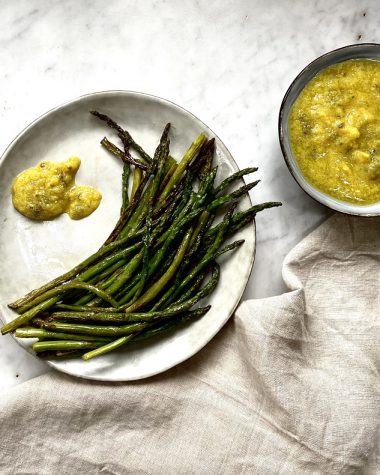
[12,157,102,221]
[289,58,380,204]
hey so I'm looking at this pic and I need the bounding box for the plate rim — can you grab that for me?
[0,90,256,381]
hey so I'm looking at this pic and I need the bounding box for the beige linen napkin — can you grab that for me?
[0,214,379,474]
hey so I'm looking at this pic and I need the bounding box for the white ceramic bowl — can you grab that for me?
[279,43,380,216]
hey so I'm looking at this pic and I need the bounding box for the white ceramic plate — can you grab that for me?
[0,91,255,381]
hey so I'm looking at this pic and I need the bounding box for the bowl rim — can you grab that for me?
[278,42,380,217]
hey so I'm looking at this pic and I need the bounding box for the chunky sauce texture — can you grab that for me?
[12,157,101,220]
[289,59,380,204]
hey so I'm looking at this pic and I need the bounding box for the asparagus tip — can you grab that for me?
[262,201,282,209]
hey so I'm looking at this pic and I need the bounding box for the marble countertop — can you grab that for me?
[0,0,376,390]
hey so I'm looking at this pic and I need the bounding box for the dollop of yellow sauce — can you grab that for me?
[289,59,380,204]
[12,157,102,220]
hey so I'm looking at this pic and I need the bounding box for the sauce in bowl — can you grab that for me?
[289,59,380,204]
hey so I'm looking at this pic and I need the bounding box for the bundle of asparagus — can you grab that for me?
[1,111,281,361]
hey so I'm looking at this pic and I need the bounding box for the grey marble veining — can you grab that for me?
[0,0,378,388]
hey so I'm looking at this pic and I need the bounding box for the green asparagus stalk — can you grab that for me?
[15,328,111,342]
[35,320,150,337]
[2,297,60,334]
[132,305,211,342]
[33,340,104,353]
[121,162,130,212]
[125,226,193,312]
[54,304,124,313]
[158,133,207,203]
[214,167,258,196]
[81,305,211,361]
[209,180,260,211]
[130,167,142,201]
[81,334,136,361]
[197,139,215,183]
[17,281,119,314]
[100,137,148,171]
[90,110,152,165]
[205,202,282,244]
